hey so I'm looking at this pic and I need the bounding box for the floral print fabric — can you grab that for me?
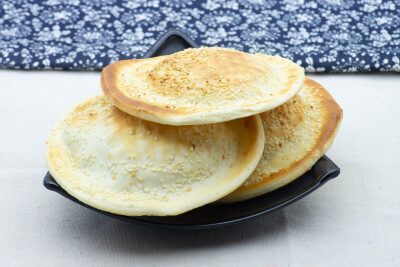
[1,0,399,72]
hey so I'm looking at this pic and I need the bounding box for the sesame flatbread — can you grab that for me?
[101,47,304,125]
[221,78,342,202]
[45,95,264,215]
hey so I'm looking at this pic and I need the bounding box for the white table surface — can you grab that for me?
[0,70,399,266]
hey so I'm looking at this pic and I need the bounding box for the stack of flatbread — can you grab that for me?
[45,47,342,216]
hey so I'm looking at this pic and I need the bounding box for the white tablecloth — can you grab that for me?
[0,70,399,266]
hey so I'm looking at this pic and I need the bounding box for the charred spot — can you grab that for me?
[244,118,254,129]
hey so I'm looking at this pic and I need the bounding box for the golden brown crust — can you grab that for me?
[101,47,305,125]
[101,58,184,117]
[244,79,342,191]
[221,77,343,202]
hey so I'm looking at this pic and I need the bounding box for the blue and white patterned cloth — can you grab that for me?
[1,0,400,72]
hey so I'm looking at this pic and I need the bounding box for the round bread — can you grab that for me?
[45,95,264,216]
[101,47,305,125]
[221,78,343,202]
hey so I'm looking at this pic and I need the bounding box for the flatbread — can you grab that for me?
[101,47,305,125]
[45,95,264,215]
[221,78,343,202]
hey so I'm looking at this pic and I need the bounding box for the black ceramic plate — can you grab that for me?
[43,29,340,229]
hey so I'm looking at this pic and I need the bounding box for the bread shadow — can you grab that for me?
[54,199,314,255]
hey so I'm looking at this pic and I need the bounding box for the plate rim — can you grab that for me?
[43,155,340,230]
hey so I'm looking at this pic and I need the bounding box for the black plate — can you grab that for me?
[43,29,341,229]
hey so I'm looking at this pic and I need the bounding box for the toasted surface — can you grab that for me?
[45,95,264,216]
[221,78,343,202]
[101,47,305,125]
